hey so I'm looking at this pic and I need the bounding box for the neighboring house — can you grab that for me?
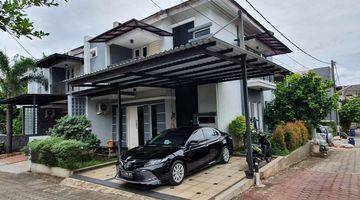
[27,0,291,148]
[338,84,360,101]
[311,66,338,123]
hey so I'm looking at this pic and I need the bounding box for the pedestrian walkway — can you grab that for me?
[0,154,28,174]
[240,135,360,200]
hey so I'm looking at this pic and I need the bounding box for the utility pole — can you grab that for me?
[331,60,340,131]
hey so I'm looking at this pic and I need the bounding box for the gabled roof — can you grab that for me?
[245,31,292,56]
[36,53,83,68]
[89,19,172,43]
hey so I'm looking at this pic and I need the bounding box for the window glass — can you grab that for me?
[188,129,205,142]
[135,49,140,58]
[142,46,148,57]
[194,28,210,38]
[203,128,219,140]
[24,106,38,135]
[72,97,86,116]
[147,128,194,146]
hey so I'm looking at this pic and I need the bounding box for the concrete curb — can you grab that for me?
[214,178,253,200]
[260,141,311,179]
[214,142,311,200]
[60,177,156,200]
[30,162,73,178]
[29,160,117,178]
[73,160,117,173]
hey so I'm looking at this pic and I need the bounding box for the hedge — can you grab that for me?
[23,137,91,169]
[272,121,309,152]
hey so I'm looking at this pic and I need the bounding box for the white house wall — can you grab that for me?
[86,98,113,146]
[216,81,243,132]
[197,84,217,113]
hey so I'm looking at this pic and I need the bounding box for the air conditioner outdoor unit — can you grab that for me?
[97,103,108,115]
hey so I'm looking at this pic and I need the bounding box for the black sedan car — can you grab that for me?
[117,126,233,186]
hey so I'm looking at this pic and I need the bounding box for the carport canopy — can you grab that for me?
[68,37,290,89]
[67,37,291,178]
[0,94,67,153]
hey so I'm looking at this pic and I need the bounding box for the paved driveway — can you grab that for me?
[0,172,126,199]
[240,146,360,200]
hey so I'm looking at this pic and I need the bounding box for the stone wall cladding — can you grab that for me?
[0,134,29,152]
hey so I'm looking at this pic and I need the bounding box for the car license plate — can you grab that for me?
[121,170,133,178]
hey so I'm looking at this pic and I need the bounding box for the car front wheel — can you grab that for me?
[169,160,185,185]
[220,146,230,164]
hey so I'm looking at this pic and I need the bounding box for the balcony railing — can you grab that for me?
[50,82,66,95]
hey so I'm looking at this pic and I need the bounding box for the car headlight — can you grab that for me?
[145,158,168,166]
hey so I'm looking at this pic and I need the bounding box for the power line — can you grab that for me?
[213,16,238,36]
[272,57,303,73]
[147,0,196,36]
[244,0,331,65]
[5,27,37,60]
[179,0,238,38]
[285,54,309,70]
[148,0,162,10]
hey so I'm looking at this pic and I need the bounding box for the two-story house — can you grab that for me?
[26,0,291,148]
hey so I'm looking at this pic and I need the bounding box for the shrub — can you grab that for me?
[272,124,286,150]
[48,115,100,149]
[51,139,90,169]
[272,121,309,152]
[294,121,309,145]
[23,137,91,169]
[229,116,246,138]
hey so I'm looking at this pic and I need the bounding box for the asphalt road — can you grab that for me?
[0,172,126,200]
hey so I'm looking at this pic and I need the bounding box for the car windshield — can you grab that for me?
[147,128,195,147]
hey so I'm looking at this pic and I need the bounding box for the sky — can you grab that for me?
[0,0,359,86]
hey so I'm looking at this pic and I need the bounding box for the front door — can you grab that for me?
[137,106,145,146]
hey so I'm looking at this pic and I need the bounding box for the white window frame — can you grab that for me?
[133,45,149,58]
[90,47,98,59]
[193,27,211,39]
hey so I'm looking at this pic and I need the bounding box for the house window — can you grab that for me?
[151,103,166,137]
[90,47,97,58]
[72,97,86,116]
[111,105,127,147]
[134,49,140,58]
[23,106,38,135]
[133,46,148,58]
[142,46,148,57]
[193,27,210,39]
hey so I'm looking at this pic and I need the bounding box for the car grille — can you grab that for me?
[120,159,148,170]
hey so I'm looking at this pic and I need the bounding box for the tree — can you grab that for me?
[0,51,48,98]
[339,97,360,132]
[0,0,65,39]
[0,51,48,152]
[264,72,338,129]
[48,115,100,149]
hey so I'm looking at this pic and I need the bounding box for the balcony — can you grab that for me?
[248,78,276,91]
[50,82,66,95]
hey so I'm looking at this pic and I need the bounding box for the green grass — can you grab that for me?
[272,148,290,156]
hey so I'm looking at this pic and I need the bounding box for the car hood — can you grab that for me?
[123,145,181,160]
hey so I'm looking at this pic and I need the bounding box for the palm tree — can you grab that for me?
[0,51,48,98]
[0,51,48,152]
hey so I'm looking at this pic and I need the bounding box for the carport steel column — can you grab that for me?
[117,88,123,158]
[241,54,254,178]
